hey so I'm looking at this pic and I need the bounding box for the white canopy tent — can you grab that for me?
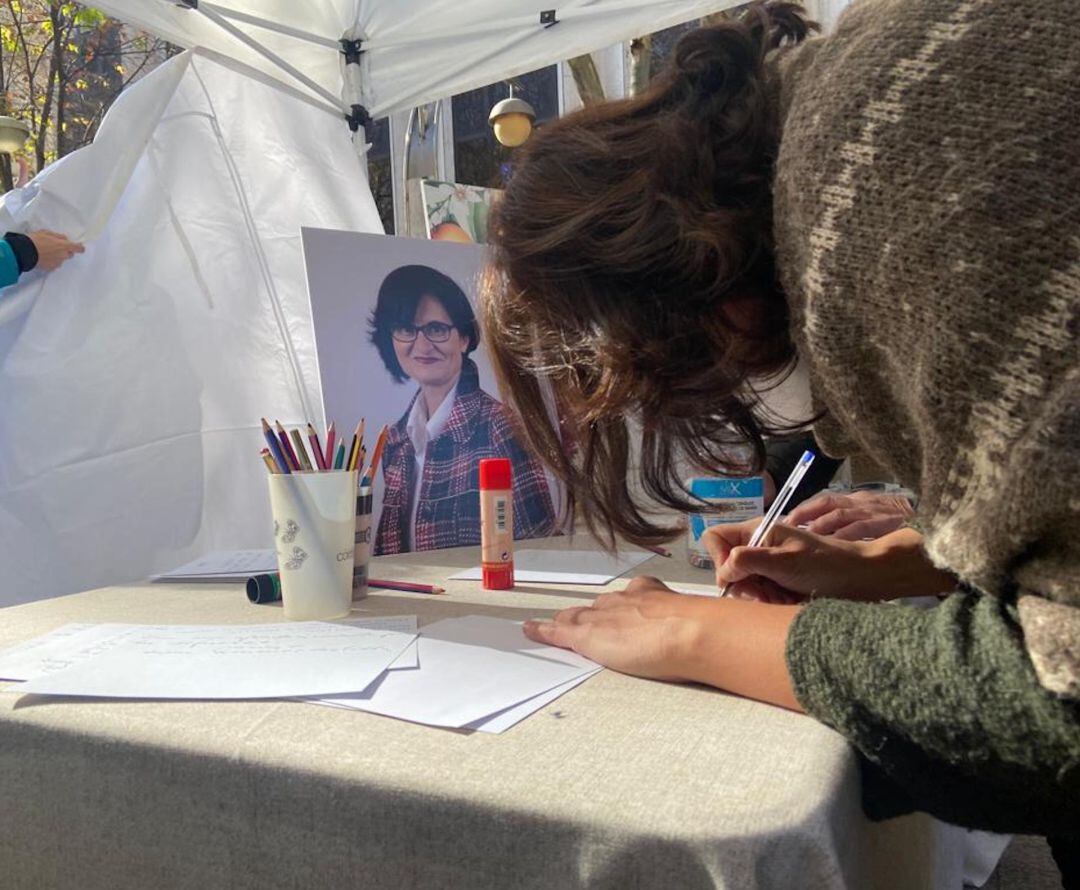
[89,1,748,121]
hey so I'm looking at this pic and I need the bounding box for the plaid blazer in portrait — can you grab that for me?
[374,359,558,555]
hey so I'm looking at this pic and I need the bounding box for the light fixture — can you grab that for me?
[488,84,536,148]
[0,116,29,155]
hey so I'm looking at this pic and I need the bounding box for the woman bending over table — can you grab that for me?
[480,0,1080,874]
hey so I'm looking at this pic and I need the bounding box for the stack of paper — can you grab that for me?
[450,549,654,585]
[0,616,600,734]
[151,549,277,583]
[314,616,601,733]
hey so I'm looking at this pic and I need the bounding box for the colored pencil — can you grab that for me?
[274,420,300,471]
[333,440,346,470]
[307,423,327,471]
[645,545,672,558]
[260,418,291,474]
[290,428,314,472]
[366,425,389,482]
[346,419,364,471]
[324,422,336,470]
[369,578,445,595]
[260,447,281,474]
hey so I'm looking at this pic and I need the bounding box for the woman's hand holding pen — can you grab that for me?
[704,520,957,604]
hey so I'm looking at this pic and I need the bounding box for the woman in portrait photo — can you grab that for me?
[369,263,557,555]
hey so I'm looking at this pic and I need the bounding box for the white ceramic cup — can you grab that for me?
[268,470,357,620]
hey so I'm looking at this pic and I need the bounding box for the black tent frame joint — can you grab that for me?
[340,38,364,66]
[346,104,372,133]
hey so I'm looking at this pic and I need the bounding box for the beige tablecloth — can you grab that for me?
[0,536,941,889]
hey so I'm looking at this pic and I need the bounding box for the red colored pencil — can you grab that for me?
[323,422,336,470]
[368,578,445,595]
[307,423,327,471]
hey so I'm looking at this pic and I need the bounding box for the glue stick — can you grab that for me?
[479,458,514,589]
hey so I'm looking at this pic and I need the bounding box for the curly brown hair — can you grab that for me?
[481,2,818,547]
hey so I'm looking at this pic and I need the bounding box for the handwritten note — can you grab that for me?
[14,622,417,699]
[0,623,141,681]
[151,550,277,582]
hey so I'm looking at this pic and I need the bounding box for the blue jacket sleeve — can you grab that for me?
[0,239,21,289]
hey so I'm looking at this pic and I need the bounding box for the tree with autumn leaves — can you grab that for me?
[0,1,176,191]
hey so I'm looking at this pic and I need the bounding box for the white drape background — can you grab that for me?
[0,51,382,605]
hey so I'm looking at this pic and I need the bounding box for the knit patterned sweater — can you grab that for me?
[769,0,1080,830]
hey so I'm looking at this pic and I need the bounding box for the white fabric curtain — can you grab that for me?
[802,0,852,33]
[92,0,743,116]
[0,50,382,605]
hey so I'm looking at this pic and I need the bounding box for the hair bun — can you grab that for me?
[671,2,816,104]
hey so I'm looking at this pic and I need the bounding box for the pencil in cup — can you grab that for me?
[260,419,291,474]
[290,428,314,472]
[323,422,336,470]
[274,421,300,471]
[307,423,327,471]
[717,450,815,598]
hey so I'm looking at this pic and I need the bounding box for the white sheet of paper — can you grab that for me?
[312,615,599,728]
[340,615,419,669]
[0,623,142,680]
[151,549,277,582]
[466,669,601,733]
[14,623,417,699]
[449,549,655,585]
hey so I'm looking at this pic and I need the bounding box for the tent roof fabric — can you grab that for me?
[93,1,741,117]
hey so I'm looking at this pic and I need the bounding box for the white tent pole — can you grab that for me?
[362,0,734,52]
[183,2,344,111]
[199,2,341,50]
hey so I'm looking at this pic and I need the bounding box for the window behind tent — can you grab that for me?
[365,115,395,234]
[450,65,559,190]
[648,19,698,76]
[646,6,752,83]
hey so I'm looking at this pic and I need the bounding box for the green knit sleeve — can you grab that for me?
[785,592,1080,835]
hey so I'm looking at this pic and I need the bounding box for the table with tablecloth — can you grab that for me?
[0,535,958,889]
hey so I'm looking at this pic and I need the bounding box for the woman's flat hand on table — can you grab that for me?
[523,576,716,683]
[522,576,805,710]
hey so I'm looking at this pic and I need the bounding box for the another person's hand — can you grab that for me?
[785,490,914,541]
[704,519,956,604]
[28,230,84,271]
